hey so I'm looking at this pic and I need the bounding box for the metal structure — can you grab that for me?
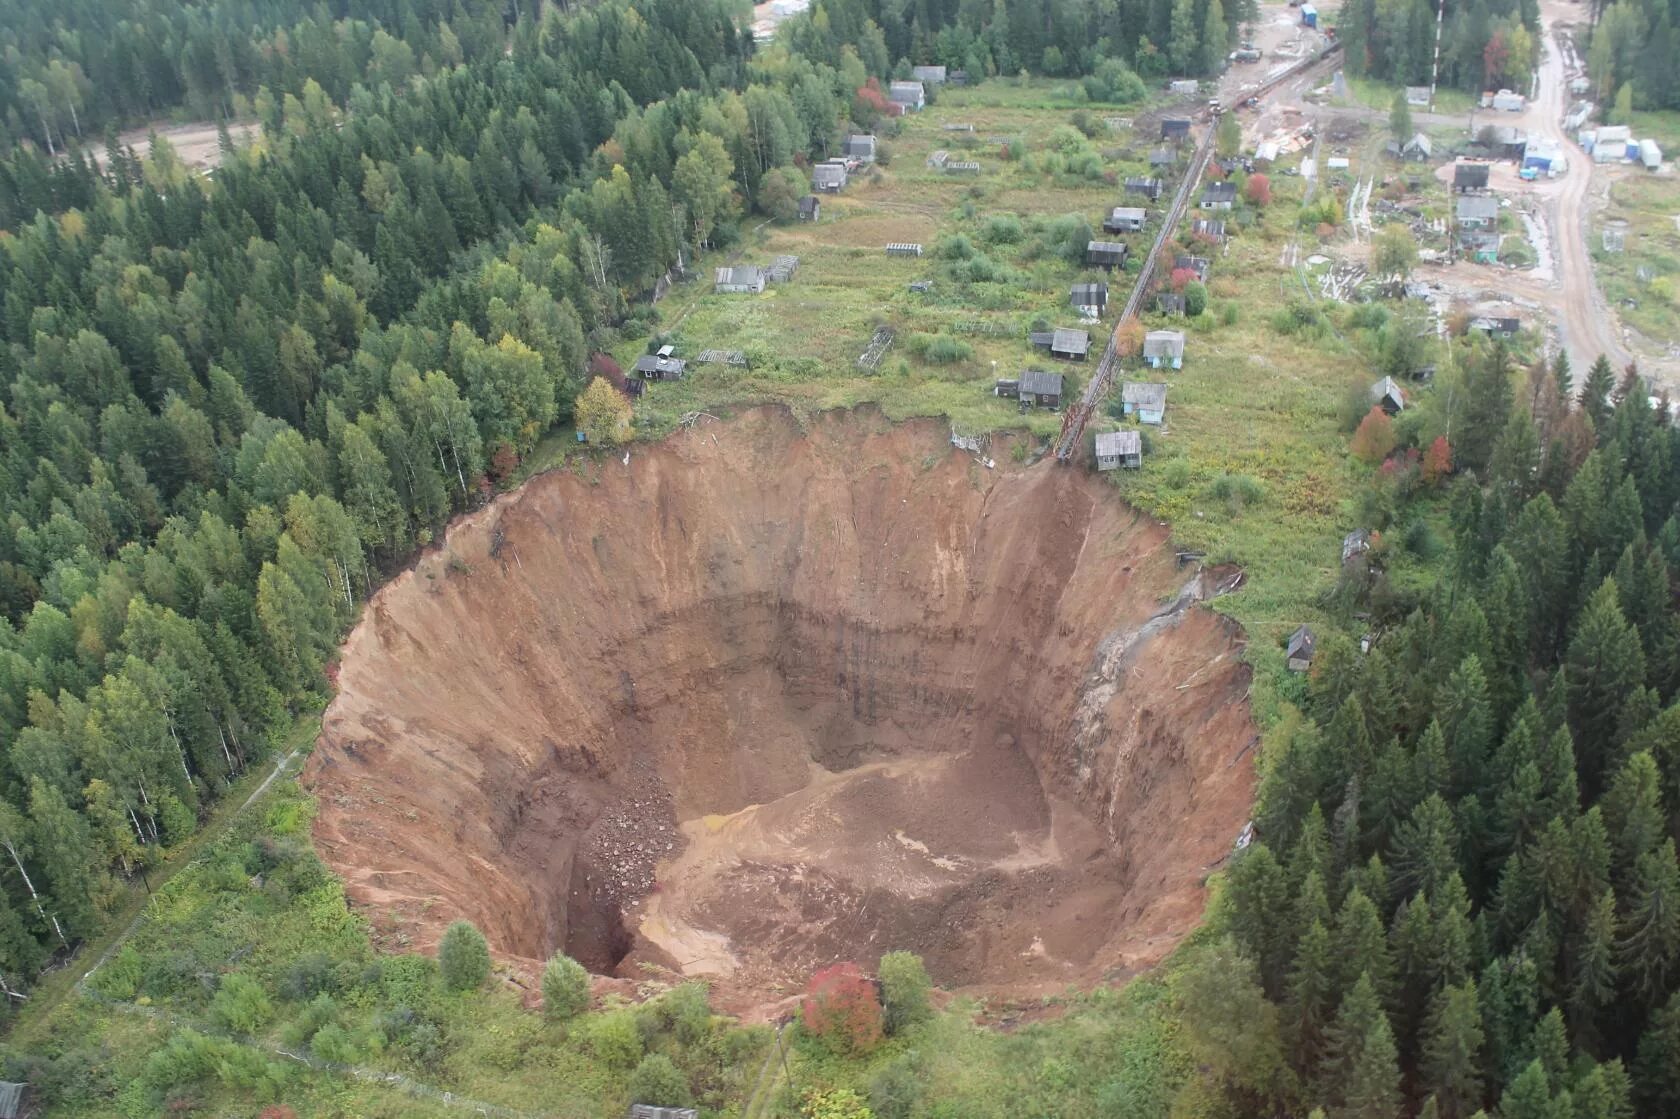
[1053,41,1343,464]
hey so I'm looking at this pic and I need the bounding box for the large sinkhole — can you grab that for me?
[305,406,1257,1003]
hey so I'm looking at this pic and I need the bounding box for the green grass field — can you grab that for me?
[1592,171,1680,349]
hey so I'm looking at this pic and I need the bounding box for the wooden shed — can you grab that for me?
[1018,369,1065,408]
[1087,240,1128,269]
[1096,429,1142,470]
[1286,625,1316,672]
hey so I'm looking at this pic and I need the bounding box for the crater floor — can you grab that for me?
[305,407,1256,1007]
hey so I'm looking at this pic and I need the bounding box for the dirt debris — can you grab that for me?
[305,406,1257,1013]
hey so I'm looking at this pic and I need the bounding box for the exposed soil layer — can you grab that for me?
[306,406,1257,1007]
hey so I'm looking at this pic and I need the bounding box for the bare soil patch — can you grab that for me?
[305,407,1256,1011]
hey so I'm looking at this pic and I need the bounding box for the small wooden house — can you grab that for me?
[629,1107,700,1119]
[844,134,878,162]
[1149,147,1176,168]
[1192,218,1226,242]
[1453,162,1490,192]
[1122,381,1168,424]
[1049,328,1090,362]
[1455,195,1499,229]
[1070,281,1109,316]
[714,266,765,294]
[1173,254,1211,283]
[1096,429,1142,471]
[1470,315,1521,338]
[1200,182,1238,210]
[1161,118,1192,142]
[812,161,848,192]
[1143,330,1185,369]
[1125,176,1162,200]
[1286,625,1316,672]
[1370,376,1406,415]
[994,377,1020,399]
[798,195,821,222]
[911,64,948,83]
[1104,206,1148,233]
[889,80,926,111]
[1157,292,1186,315]
[1019,369,1065,408]
[1087,240,1128,269]
[633,348,688,381]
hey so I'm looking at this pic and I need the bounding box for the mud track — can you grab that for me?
[305,407,1256,1009]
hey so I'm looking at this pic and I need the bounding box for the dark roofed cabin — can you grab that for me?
[1453,162,1490,191]
[1018,369,1064,408]
[1125,176,1162,200]
[1070,281,1109,314]
[1049,328,1090,361]
[1087,240,1128,268]
[1157,292,1186,315]
[798,195,820,221]
[1286,625,1316,672]
[1161,118,1192,141]
[633,352,687,381]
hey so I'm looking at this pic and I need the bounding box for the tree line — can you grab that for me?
[1199,349,1680,1116]
[0,0,939,1001]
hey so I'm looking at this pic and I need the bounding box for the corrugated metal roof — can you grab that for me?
[1020,369,1064,395]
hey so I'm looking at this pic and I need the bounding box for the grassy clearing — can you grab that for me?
[1346,76,1475,117]
[1592,171,1680,347]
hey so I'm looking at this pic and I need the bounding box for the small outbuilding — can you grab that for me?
[1149,147,1176,168]
[1157,292,1186,315]
[0,1084,28,1119]
[1096,429,1143,470]
[1301,2,1318,26]
[1161,118,1192,142]
[885,242,923,256]
[1402,132,1433,161]
[1143,330,1186,369]
[1070,281,1109,316]
[1641,138,1663,171]
[1200,182,1238,210]
[1470,315,1520,338]
[1370,375,1406,414]
[1174,254,1211,282]
[1192,218,1226,242]
[634,347,687,381]
[1104,206,1148,233]
[1122,381,1168,424]
[798,195,821,222]
[1019,369,1065,408]
[1285,625,1316,672]
[994,377,1020,398]
[911,64,948,84]
[1087,240,1129,269]
[1342,528,1373,566]
[1405,86,1431,106]
[629,1108,700,1119]
[714,265,766,294]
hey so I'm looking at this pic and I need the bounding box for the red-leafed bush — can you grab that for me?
[1169,267,1198,292]
[801,962,882,1055]
[1422,436,1453,486]
[1244,173,1271,207]
[1350,407,1396,463]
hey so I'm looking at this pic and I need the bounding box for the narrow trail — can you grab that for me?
[740,1024,788,1119]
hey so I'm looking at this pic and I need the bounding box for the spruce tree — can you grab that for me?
[1618,838,1680,1004]
[439,919,491,991]
[542,952,590,1020]
[1582,356,1617,434]
[1422,982,1485,1119]
[1566,580,1647,794]
[1634,991,1680,1115]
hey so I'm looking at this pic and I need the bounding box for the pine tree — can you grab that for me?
[1422,982,1486,1119]
[1321,973,1401,1118]
[1288,919,1339,1072]
[1603,752,1665,890]
[439,919,491,991]
[1228,843,1294,997]
[1619,838,1680,1004]
[1496,1059,1555,1119]
[1552,352,1573,401]
[1566,580,1647,795]
[542,952,590,1020]
[1582,356,1617,434]
[1389,90,1413,143]
[1336,889,1396,1006]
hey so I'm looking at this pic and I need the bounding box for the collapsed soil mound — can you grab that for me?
[306,406,1256,1005]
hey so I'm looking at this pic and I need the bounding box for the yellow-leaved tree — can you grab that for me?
[575,377,632,445]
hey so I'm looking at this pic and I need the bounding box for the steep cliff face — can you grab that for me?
[306,406,1255,1004]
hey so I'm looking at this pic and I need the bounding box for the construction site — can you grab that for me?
[305,407,1256,1014]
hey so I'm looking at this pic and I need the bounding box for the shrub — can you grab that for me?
[1351,407,1398,463]
[1244,173,1271,207]
[1404,518,1443,559]
[627,1054,693,1108]
[309,1022,357,1065]
[937,233,975,260]
[438,920,490,992]
[210,974,273,1035]
[542,953,590,1020]
[1183,281,1208,317]
[588,1009,645,1068]
[801,962,883,1055]
[649,981,712,1045]
[980,214,1023,244]
[803,1088,875,1119]
[869,1057,922,1119]
[878,951,932,1034]
[575,377,633,446]
[1209,474,1264,513]
[1421,436,1453,486]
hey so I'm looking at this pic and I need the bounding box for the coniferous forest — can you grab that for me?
[0,0,1678,1113]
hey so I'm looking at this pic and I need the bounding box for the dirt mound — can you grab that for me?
[306,406,1256,1008]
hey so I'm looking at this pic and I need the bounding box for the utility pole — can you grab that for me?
[1428,0,1446,113]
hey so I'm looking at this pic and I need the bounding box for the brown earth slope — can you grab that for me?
[306,406,1256,1007]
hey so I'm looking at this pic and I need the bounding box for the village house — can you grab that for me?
[1018,369,1065,408]
[1192,218,1226,242]
[911,64,947,83]
[1161,118,1192,142]
[1087,240,1128,269]
[1049,328,1090,362]
[1455,194,1499,229]
[1157,292,1186,315]
[1104,206,1148,233]
[714,265,765,294]
[1200,182,1238,210]
[1143,330,1185,369]
[1096,429,1143,470]
[1070,281,1109,316]
[889,80,926,111]
[633,345,687,382]
[1173,254,1211,283]
[1461,229,1500,264]
[1286,625,1316,672]
[811,160,848,192]
[1149,147,1176,169]
[1125,176,1163,201]
[1370,376,1406,415]
[1470,315,1521,339]
[1452,162,1490,192]
[843,134,877,162]
[1122,381,1168,424]
[798,195,820,222]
